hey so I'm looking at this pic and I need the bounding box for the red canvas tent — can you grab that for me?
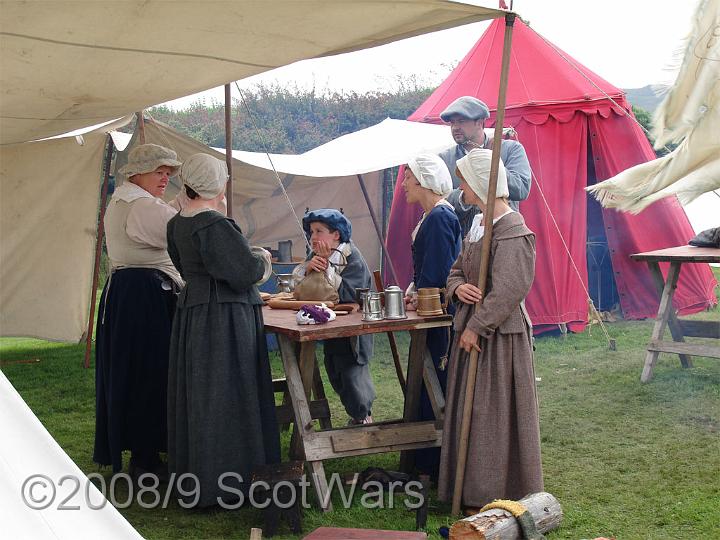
[385,17,717,334]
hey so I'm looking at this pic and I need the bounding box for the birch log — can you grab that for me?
[450,492,562,539]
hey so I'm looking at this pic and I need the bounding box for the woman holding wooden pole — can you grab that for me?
[437,148,543,512]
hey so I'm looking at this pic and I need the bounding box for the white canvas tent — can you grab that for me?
[0,1,510,344]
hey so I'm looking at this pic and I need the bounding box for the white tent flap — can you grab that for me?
[587,0,720,211]
[0,133,108,341]
[0,371,143,540]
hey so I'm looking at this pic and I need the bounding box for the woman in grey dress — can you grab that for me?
[166,153,279,508]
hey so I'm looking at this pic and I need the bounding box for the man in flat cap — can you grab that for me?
[439,96,532,236]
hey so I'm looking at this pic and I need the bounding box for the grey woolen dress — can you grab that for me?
[167,209,280,508]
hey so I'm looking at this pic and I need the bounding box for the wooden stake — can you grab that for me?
[84,135,115,368]
[356,174,400,285]
[225,83,234,218]
[451,12,516,516]
[373,270,406,395]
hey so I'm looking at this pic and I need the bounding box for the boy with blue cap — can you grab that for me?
[292,209,376,424]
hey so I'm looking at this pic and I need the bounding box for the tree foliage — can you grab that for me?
[632,105,677,157]
[147,82,434,153]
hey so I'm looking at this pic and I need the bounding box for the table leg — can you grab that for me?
[400,328,427,472]
[646,261,693,369]
[290,342,317,458]
[308,459,333,512]
[642,261,685,382]
[277,336,333,511]
[423,349,446,421]
[312,362,332,430]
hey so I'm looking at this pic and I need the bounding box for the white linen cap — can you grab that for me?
[456,148,509,204]
[407,153,453,197]
[180,153,228,199]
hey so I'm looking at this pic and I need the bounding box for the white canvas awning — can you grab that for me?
[0,0,506,145]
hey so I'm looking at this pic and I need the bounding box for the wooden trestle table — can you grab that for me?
[630,246,720,382]
[263,306,452,511]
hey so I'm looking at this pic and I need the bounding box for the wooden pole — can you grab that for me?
[372,270,407,395]
[451,12,516,516]
[84,136,115,368]
[225,83,234,218]
[356,174,400,285]
[135,111,146,144]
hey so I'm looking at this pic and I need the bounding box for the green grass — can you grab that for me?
[2,270,719,539]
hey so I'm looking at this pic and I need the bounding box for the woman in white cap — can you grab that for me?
[166,153,279,508]
[402,153,462,478]
[438,148,543,511]
[94,143,184,479]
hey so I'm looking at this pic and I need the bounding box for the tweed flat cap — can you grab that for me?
[440,96,490,122]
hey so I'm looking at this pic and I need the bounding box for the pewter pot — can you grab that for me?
[383,285,407,319]
[361,291,384,321]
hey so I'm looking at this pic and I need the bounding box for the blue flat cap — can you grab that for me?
[302,209,352,243]
[440,96,490,122]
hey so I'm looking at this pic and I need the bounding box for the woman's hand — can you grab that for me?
[404,294,417,311]
[306,255,328,273]
[313,240,332,259]
[456,283,483,304]
[459,328,481,353]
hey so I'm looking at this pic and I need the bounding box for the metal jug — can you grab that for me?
[383,285,407,319]
[275,273,295,293]
[362,291,384,321]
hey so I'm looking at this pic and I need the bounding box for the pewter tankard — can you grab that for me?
[361,291,384,321]
[383,286,407,319]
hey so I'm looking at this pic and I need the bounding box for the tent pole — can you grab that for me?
[225,83,234,218]
[381,168,389,275]
[84,135,115,369]
[451,12,516,516]
[356,173,400,286]
[136,111,146,144]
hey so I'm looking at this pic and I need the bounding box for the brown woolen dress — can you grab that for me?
[438,211,544,508]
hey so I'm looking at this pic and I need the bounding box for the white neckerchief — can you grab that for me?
[112,181,154,203]
[329,242,349,266]
[411,199,454,242]
[467,209,514,243]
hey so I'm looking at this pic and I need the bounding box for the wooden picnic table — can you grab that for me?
[263,306,452,511]
[630,246,720,382]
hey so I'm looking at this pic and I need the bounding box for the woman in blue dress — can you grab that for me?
[402,153,462,478]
